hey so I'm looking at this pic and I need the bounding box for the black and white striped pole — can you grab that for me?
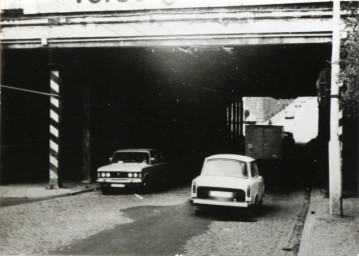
[329,0,343,216]
[49,67,62,189]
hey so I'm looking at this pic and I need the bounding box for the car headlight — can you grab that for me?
[101,173,106,178]
[133,173,138,178]
[106,173,110,178]
[128,173,133,178]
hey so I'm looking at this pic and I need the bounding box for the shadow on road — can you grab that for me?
[52,202,211,255]
[193,203,278,222]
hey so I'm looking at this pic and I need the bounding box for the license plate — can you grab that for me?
[209,191,233,198]
[111,184,125,188]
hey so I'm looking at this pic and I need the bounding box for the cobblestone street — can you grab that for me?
[0,186,308,255]
[184,189,308,256]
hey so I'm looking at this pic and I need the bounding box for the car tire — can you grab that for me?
[258,195,263,206]
[101,187,112,195]
[247,196,260,215]
[141,178,151,194]
[193,205,206,214]
[255,195,261,207]
[161,172,170,188]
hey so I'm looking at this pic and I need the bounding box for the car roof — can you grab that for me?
[205,154,255,162]
[114,148,157,153]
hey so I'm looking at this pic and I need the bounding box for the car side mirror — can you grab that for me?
[109,157,113,163]
[150,157,155,164]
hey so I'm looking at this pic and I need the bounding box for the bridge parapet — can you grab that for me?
[0,1,344,48]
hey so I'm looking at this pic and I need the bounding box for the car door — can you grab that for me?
[148,150,165,182]
[155,151,167,177]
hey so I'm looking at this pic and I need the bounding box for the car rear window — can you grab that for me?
[112,152,149,164]
[201,159,248,178]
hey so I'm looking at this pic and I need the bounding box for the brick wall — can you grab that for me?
[243,97,294,123]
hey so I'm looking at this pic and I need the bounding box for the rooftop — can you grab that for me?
[206,154,255,162]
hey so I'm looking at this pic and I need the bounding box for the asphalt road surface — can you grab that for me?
[53,202,210,255]
[52,187,307,256]
[0,185,309,256]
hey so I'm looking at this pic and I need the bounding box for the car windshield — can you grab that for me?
[201,159,248,178]
[112,152,149,164]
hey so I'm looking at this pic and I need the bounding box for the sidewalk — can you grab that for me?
[0,182,100,200]
[298,188,359,256]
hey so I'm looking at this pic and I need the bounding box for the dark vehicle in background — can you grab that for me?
[245,124,295,160]
[245,125,285,160]
[244,125,295,185]
[97,149,170,194]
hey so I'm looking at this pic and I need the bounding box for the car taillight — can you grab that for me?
[247,186,250,197]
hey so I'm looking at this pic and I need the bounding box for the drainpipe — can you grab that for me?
[82,83,91,183]
[329,0,343,216]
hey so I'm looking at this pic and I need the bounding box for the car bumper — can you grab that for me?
[191,198,251,208]
[97,178,143,188]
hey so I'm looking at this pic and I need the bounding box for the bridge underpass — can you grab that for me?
[1,44,331,186]
[2,0,357,215]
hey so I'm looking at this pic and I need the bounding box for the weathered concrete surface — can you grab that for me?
[0,182,99,199]
[1,2,334,48]
[298,189,359,256]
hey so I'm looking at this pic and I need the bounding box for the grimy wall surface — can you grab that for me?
[1,0,335,48]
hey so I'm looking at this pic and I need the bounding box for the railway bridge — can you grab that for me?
[1,0,357,215]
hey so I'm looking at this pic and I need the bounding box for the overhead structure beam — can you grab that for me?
[1,2,335,48]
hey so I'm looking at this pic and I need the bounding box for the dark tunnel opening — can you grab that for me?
[1,44,334,187]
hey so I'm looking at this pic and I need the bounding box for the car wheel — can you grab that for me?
[255,195,261,207]
[193,205,206,214]
[161,172,170,188]
[258,195,263,206]
[248,195,260,215]
[162,172,167,183]
[101,187,112,195]
[141,178,151,194]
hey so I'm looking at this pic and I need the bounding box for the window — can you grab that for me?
[150,151,157,164]
[250,161,259,177]
[156,151,164,163]
[202,159,248,178]
[112,152,150,164]
[153,151,163,164]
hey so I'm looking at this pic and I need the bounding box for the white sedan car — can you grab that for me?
[191,154,264,208]
[97,149,169,193]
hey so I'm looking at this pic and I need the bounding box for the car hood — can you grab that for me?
[98,162,148,172]
[194,175,249,190]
